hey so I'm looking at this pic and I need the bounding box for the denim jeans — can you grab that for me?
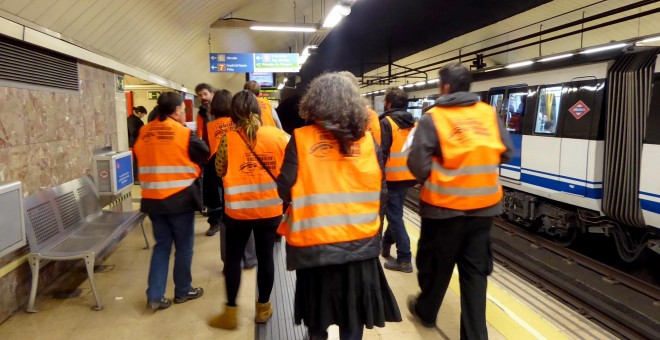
[382,187,411,263]
[147,212,195,300]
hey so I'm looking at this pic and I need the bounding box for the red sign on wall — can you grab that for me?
[569,100,590,119]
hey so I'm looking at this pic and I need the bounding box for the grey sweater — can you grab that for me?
[407,92,514,219]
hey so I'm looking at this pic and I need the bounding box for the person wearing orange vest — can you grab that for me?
[209,90,288,330]
[379,87,417,273]
[207,90,258,270]
[276,73,401,339]
[194,83,224,237]
[244,80,282,129]
[406,63,513,337]
[134,92,209,312]
[337,71,382,145]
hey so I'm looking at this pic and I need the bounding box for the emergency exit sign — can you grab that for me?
[148,91,161,100]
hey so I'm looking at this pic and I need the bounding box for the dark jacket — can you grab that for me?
[127,114,144,148]
[379,108,417,190]
[407,92,514,219]
[276,132,387,270]
[140,126,209,215]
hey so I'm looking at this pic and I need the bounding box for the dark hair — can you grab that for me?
[439,62,472,93]
[157,92,183,120]
[147,105,159,122]
[543,120,555,131]
[244,81,260,96]
[231,90,262,141]
[133,106,147,114]
[385,87,408,109]
[210,89,232,118]
[300,72,367,154]
[194,83,214,94]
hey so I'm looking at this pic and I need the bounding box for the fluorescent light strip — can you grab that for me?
[403,84,415,88]
[484,67,504,73]
[538,53,573,62]
[506,60,534,69]
[322,5,345,28]
[277,84,284,90]
[580,43,627,54]
[637,36,660,44]
[251,26,317,32]
[414,81,426,86]
[427,79,440,84]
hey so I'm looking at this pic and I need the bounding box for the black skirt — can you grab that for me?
[294,257,402,331]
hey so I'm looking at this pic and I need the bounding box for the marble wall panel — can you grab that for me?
[80,80,96,137]
[0,145,29,186]
[66,94,85,139]
[0,87,29,148]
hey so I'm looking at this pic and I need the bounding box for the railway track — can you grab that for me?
[404,189,660,339]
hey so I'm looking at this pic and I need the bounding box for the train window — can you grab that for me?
[534,86,562,135]
[489,94,504,112]
[504,91,527,134]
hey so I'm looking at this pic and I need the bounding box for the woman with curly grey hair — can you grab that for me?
[277,72,401,339]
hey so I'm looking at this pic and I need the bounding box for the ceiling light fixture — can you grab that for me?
[538,53,574,62]
[414,81,426,86]
[323,4,352,28]
[636,36,660,45]
[250,25,317,32]
[277,83,284,90]
[403,84,415,88]
[506,60,534,69]
[580,43,627,54]
[427,79,440,84]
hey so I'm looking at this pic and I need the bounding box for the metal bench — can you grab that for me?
[23,176,148,312]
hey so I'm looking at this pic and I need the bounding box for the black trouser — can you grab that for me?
[415,216,493,340]
[224,216,280,306]
[202,159,222,225]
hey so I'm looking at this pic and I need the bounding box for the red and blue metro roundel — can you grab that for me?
[568,100,591,119]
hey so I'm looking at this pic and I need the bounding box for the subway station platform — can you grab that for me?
[0,187,615,339]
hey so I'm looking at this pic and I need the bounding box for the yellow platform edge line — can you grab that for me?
[404,222,567,340]
[0,255,28,279]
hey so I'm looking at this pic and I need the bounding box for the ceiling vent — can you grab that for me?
[0,35,78,91]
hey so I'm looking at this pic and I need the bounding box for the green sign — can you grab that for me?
[116,75,124,93]
[148,91,161,100]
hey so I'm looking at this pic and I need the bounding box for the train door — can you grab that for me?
[558,78,599,197]
[498,87,527,180]
[529,85,564,189]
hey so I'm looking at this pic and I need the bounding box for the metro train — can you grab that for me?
[406,48,660,262]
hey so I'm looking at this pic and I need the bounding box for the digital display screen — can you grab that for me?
[248,72,275,87]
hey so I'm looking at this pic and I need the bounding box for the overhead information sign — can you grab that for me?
[210,53,299,73]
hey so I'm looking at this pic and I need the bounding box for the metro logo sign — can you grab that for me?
[569,100,590,119]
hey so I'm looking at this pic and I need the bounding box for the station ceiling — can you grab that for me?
[0,0,549,89]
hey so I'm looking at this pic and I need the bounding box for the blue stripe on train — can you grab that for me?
[521,167,603,185]
[641,199,660,214]
[518,173,603,199]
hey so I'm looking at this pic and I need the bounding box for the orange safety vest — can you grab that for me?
[223,126,288,219]
[366,107,381,145]
[134,117,201,200]
[195,113,204,138]
[277,125,382,247]
[420,103,506,210]
[206,117,234,158]
[257,97,277,127]
[384,116,415,182]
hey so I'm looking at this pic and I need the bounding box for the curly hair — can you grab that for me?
[300,73,368,154]
[231,90,262,142]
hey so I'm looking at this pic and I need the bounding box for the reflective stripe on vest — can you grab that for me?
[420,103,505,210]
[223,127,288,219]
[277,125,381,247]
[384,116,415,181]
[134,117,201,200]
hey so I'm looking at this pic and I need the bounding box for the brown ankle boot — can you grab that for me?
[209,305,238,329]
[255,301,272,323]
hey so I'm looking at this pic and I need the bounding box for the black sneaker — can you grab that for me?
[381,242,393,259]
[173,287,204,304]
[407,295,436,328]
[147,297,172,312]
[205,224,220,236]
[384,259,413,273]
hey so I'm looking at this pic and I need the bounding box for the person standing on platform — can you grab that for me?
[379,87,416,273]
[128,106,147,184]
[406,63,513,338]
[209,90,288,330]
[277,73,402,340]
[195,83,223,237]
[134,92,208,311]
[244,80,282,129]
[207,89,257,271]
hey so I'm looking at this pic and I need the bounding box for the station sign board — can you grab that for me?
[210,53,300,73]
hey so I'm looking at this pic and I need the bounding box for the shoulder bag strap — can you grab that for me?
[237,131,278,182]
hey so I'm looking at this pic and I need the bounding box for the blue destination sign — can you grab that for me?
[210,53,300,73]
